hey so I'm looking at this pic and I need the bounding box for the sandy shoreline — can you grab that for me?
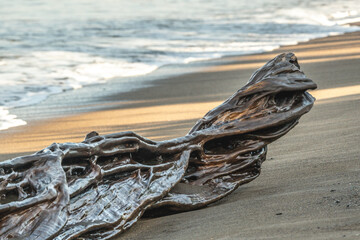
[1,31,360,239]
[2,31,360,156]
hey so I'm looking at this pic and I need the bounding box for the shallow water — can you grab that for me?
[0,0,359,130]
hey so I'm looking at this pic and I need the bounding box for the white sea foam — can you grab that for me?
[0,0,360,131]
[0,52,158,130]
[0,107,26,131]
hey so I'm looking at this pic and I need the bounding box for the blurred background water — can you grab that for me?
[0,0,360,130]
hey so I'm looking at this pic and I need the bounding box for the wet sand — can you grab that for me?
[1,31,360,239]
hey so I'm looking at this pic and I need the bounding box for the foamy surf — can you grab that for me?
[0,51,158,131]
[0,107,26,131]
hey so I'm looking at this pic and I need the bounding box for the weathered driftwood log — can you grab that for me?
[0,53,316,239]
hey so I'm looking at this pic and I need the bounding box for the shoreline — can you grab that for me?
[0,29,359,239]
[1,30,360,156]
[1,30,360,158]
[1,25,359,135]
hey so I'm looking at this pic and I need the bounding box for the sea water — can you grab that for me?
[1,0,360,130]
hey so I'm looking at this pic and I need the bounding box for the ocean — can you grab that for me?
[1,0,360,130]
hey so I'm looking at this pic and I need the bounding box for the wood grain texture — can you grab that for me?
[0,53,316,239]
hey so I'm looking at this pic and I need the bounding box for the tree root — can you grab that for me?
[0,53,316,239]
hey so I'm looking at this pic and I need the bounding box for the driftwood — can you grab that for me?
[0,53,316,239]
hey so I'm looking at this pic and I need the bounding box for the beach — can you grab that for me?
[0,29,360,240]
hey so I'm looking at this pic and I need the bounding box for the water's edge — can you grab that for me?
[2,28,359,137]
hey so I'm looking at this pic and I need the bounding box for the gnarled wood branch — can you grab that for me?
[0,53,316,239]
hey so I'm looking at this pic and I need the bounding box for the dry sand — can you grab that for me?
[0,31,359,239]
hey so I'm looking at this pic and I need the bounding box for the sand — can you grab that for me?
[0,31,359,239]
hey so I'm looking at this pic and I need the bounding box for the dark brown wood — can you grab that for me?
[0,53,316,239]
